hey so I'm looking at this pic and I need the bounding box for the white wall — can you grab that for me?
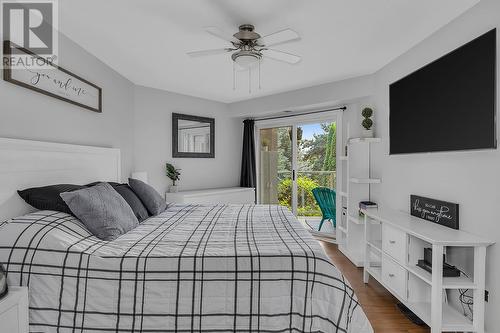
[0,32,243,194]
[370,0,500,330]
[0,32,136,180]
[228,75,375,118]
[227,75,376,151]
[133,85,242,195]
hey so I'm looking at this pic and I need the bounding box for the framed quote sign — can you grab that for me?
[3,40,102,113]
[410,195,459,230]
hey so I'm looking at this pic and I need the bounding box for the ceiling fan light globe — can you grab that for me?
[232,51,261,68]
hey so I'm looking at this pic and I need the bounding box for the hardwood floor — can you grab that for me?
[321,242,430,333]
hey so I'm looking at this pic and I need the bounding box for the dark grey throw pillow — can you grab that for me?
[60,182,139,241]
[86,182,150,222]
[112,184,150,222]
[128,178,167,215]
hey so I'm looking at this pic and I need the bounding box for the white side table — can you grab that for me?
[0,287,29,333]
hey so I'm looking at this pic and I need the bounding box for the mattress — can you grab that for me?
[0,204,372,332]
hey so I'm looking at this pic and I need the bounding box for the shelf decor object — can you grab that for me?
[361,107,374,138]
[362,207,494,333]
[166,163,181,193]
[410,195,459,230]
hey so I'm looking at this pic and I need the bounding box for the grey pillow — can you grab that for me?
[128,178,167,215]
[60,182,139,241]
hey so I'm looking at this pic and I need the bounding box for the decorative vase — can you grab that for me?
[363,129,374,138]
[169,185,178,193]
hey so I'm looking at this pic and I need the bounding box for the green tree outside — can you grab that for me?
[276,122,337,216]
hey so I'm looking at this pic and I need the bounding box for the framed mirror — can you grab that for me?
[172,113,215,158]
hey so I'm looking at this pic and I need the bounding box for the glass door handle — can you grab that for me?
[292,170,296,181]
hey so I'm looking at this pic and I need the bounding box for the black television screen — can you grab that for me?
[390,29,496,154]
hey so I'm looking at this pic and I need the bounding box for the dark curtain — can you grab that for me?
[240,119,256,193]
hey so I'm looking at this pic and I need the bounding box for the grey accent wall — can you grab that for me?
[0,32,135,180]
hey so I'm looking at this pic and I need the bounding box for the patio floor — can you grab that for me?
[297,216,336,242]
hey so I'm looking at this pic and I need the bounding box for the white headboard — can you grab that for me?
[0,138,121,221]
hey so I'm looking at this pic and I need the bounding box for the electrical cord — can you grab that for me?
[456,267,473,320]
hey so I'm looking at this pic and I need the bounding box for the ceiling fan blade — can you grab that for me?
[262,49,301,64]
[260,29,300,47]
[187,48,231,57]
[205,26,240,44]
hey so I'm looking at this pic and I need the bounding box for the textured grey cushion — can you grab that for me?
[128,178,167,215]
[60,182,139,241]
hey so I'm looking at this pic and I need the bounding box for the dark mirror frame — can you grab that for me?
[172,113,215,158]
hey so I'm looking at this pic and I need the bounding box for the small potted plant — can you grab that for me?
[361,107,374,138]
[166,163,181,193]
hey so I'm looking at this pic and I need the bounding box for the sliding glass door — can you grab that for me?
[296,122,336,220]
[258,118,338,227]
[258,126,294,210]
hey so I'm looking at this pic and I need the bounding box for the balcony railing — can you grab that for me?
[277,170,336,216]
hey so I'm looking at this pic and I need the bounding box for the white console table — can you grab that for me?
[165,187,255,204]
[362,207,493,333]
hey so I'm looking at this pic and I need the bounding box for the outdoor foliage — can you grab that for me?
[323,123,336,171]
[276,123,337,216]
[278,176,320,216]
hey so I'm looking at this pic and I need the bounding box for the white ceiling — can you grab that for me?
[59,0,479,103]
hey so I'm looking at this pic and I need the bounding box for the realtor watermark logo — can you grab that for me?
[1,0,58,69]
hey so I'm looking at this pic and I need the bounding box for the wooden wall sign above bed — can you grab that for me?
[3,40,102,113]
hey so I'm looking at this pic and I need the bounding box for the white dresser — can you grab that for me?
[0,287,29,333]
[165,187,255,204]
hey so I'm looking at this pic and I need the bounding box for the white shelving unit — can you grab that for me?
[336,134,381,266]
[362,207,494,333]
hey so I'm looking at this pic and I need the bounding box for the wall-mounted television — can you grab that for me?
[390,29,496,154]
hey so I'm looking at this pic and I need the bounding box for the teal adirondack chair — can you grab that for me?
[312,187,336,231]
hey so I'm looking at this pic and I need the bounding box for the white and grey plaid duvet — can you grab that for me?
[0,204,372,333]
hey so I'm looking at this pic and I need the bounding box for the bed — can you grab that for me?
[0,138,372,332]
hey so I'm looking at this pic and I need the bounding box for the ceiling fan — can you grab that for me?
[187,24,301,68]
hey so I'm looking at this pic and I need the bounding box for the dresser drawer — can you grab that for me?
[382,255,407,301]
[165,188,255,204]
[382,224,407,263]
